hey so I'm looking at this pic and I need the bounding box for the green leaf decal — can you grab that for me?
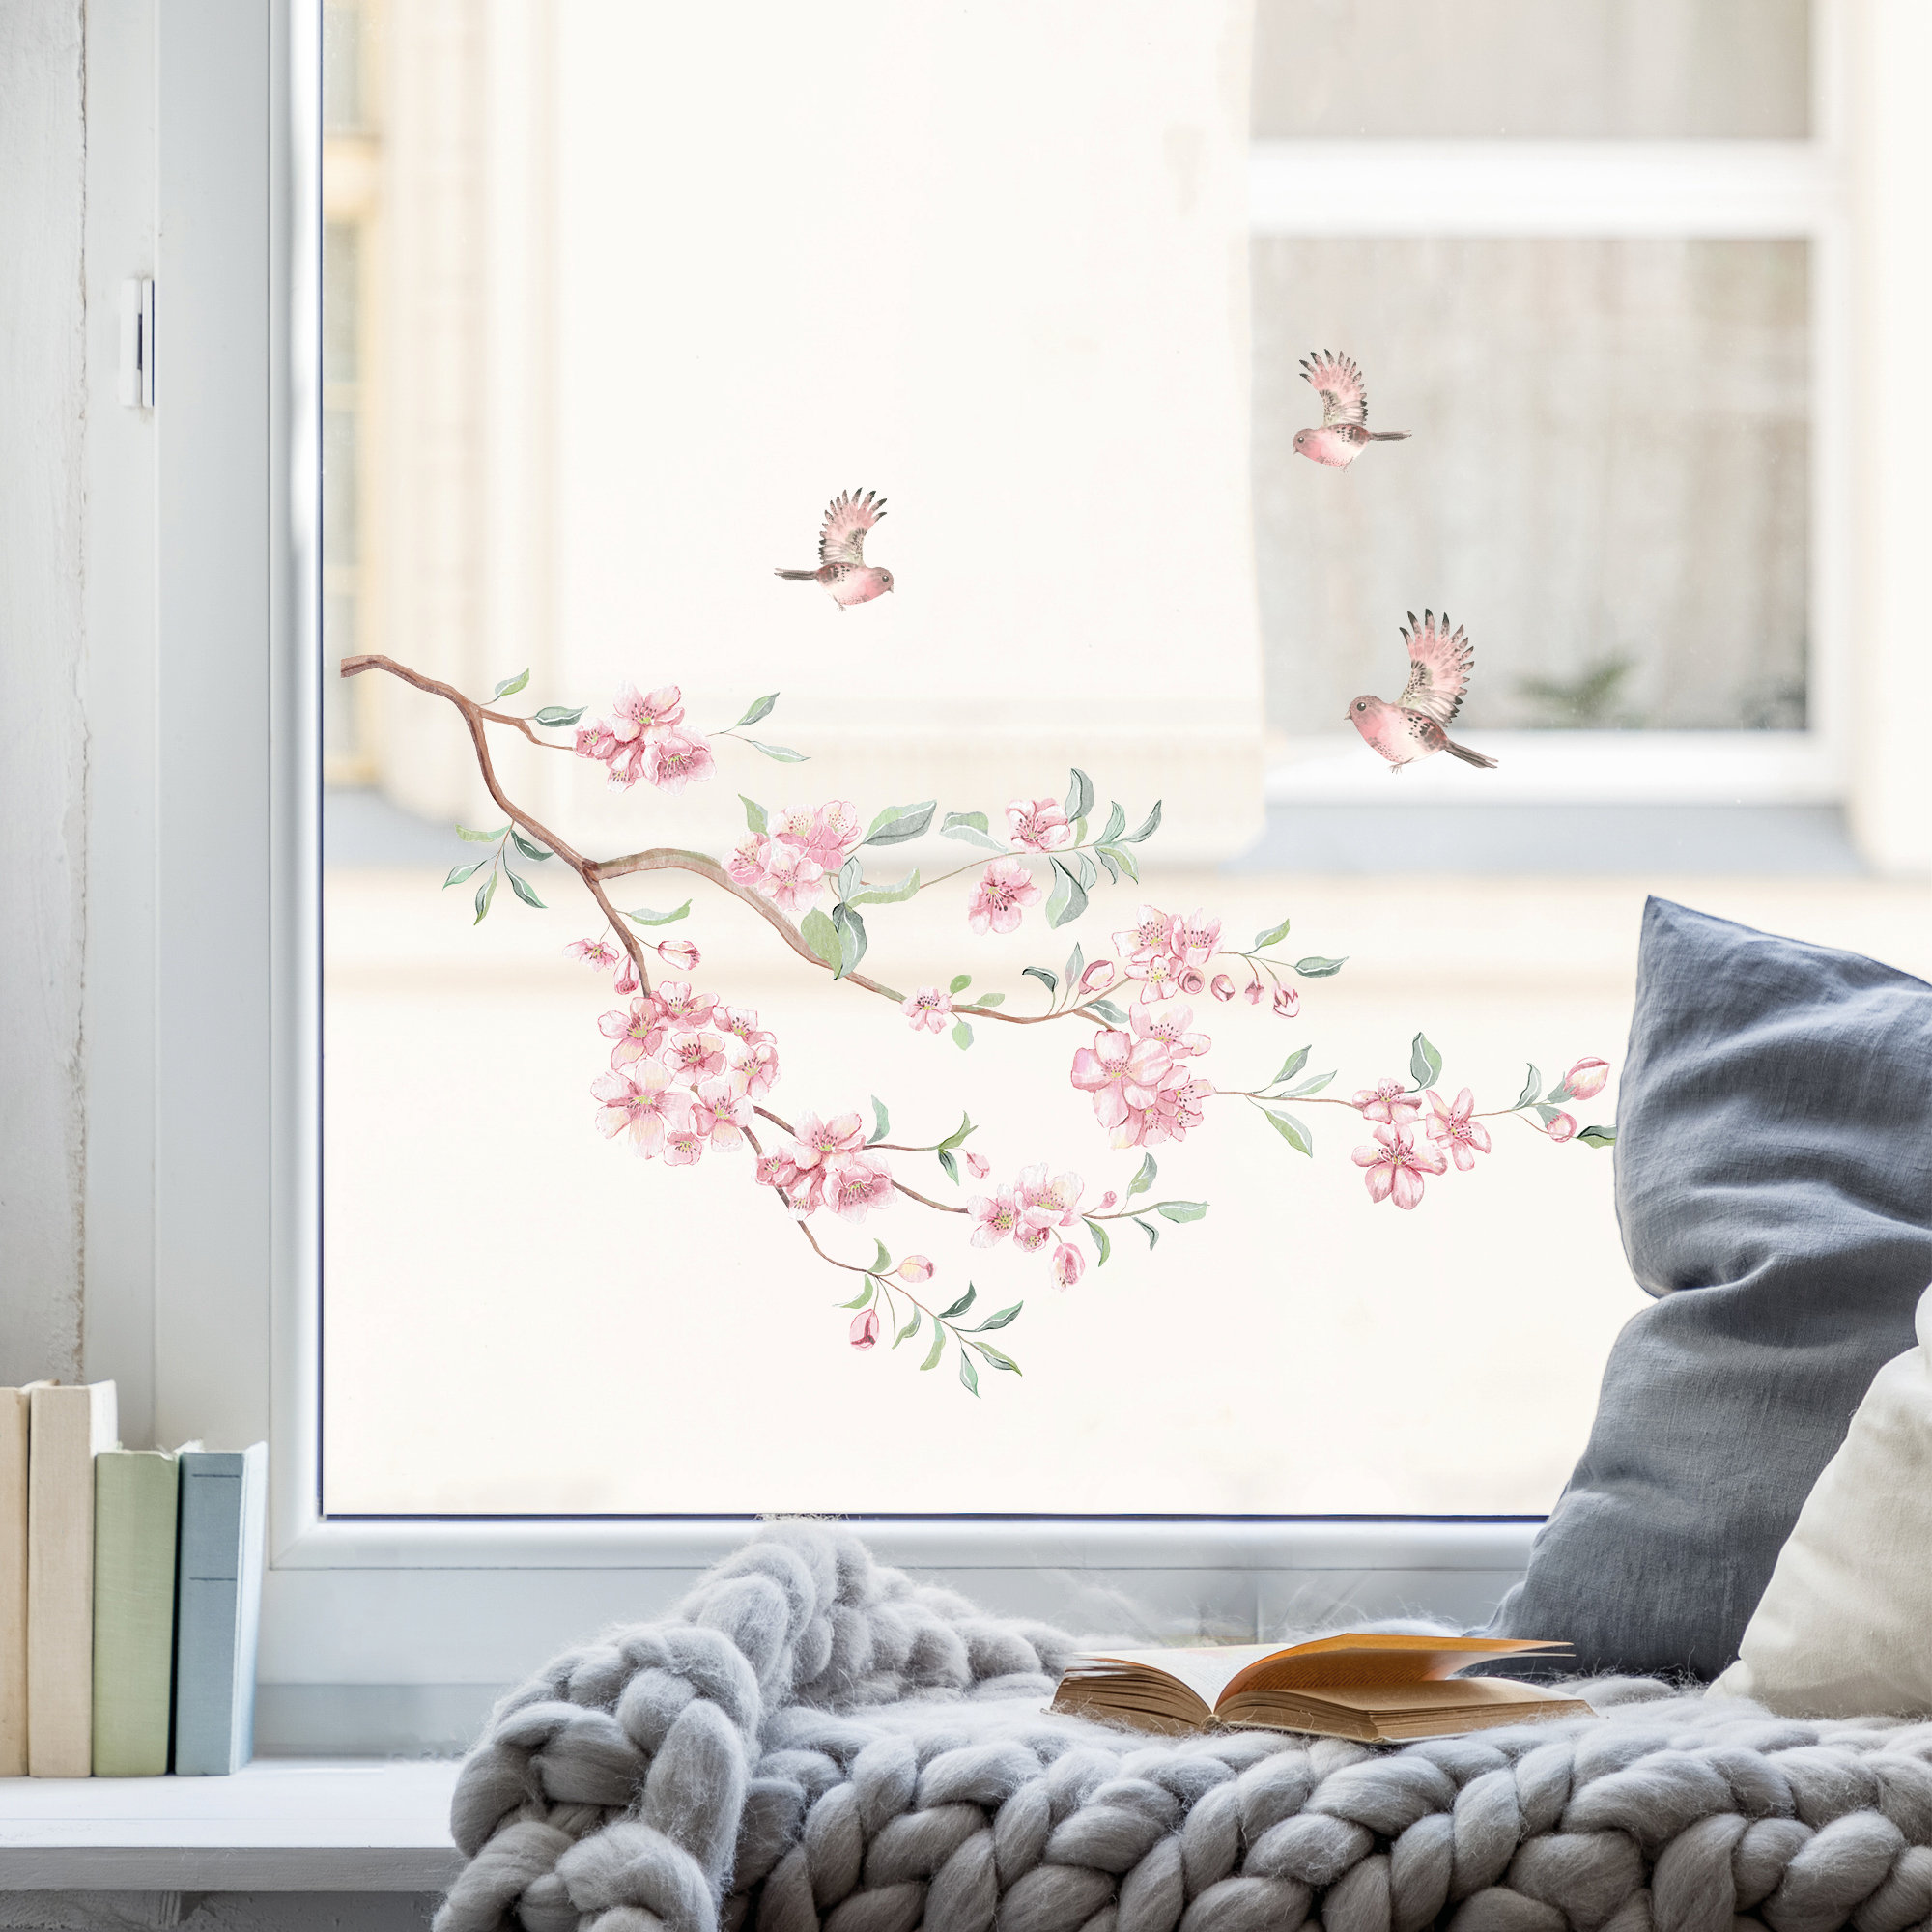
[1293,955,1348,978]
[1578,1124,1617,1148]
[1045,858,1088,929]
[1087,998,1127,1026]
[895,1311,922,1347]
[1253,915,1293,951]
[864,801,937,846]
[1022,966,1059,997]
[1100,802,1126,843]
[949,973,972,994]
[734,693,779,727]
[1264,1110,1314,1156]
[868,1096,891,1146]
[971,1302,1023,1332]
[801,908,842,968]
[872,1237,892,1273]
[968,991,1003,1009]
[920,1323,947,1371]
[1098,843,1139,884]
[838,856,862,901]
[958,1350,980,1397]
[1094,846,1122,885]
[837,1277,875,1310]
[1269,1044,1311,1088]
[952,1019,974,1050]
[505,867,546,909]
[973,1340,1020,1374]
[1156,1201,1208,1223]
[1283,1071,1335,1098]
[1128,1153,1156,1198]
[1063,767,1095,822]
[622,901,693,927]
[1136,1217,1160,1250]
[937,1112,975,1152]
[1532,1102,1562,1125]
[1085,1218,1112,1265]
[1515,1064,1543,1109]
[938,1284,978,1320]
[442,861,484,888]
[510,829,553,862]
[848,868,921,907]
[1122,801,1162,843]
[937,1149,958,1183]
[740,795,769,836]
[473,869,498,923]
[1410,1033,1443,1091]
[1546,1076,1574,1104]
[747,738,808,762]
[944,810,990,834]
[1073,851,1098,892]
[492,668,530,699]
[533,704,585,728]
[831,904,867,978]
[457,823,510,842]
[942,815,1007,852]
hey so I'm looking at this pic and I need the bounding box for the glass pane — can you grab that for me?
[1254,0,1810,139]
[1253,239,1809,734]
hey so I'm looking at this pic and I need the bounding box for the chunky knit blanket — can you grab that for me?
[435,1523,1932,1932]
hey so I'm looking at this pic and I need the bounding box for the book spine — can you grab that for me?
[173,1446,265,1776]
[0,1392,26,1776]
[91,1455,180,1776]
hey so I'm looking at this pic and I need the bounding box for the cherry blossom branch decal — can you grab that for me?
[340,653,1613,1393]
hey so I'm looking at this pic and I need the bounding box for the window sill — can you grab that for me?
[0,1760,461,1892]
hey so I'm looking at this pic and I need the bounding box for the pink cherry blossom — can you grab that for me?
[1210,974,1236,1003]
[1007,798,1073,852]
[964,1151,991,1179]
[613,950,642,995]
[1112,906,1171,960]
[726,835,768,890]
[642,732,715,794]
[1544,1111,1578,1143]
[612,683,685,740]
[826,1150,894,1222]
[967,859,1041,936]
[756,838,826,915]
[1561,1058,1609,1102]
[1243,978,1264,1006]
[566,937,619,970]
[662,1029,726,1082]
[969,1191,1022,1247]
[727,1038,781,1100]
[1177,967,1208,997]
[1131,1069,1211,1149]
[803,801,864,870]
[1168,910,1222,967]
[600,997,668,1067]
[849,1308,880,1350]
[756,1151,803,1194]
[1051,1243,1086,1290]
[895,1256,934,1284]
[902,987,953,1033]
[1070,1028,1173,1132]
[789,1111,867,1170]
[1125,952,1180,1003]
[590,1062,682,1156]
[1132,1003,1209,1059]
[657,982,716,1025]
[1272,985,1300,1019]
[656,939,701,971]
[1352,1078,1420,1126]
[1077,958,1121,996]
[662,1117,708,1167]
[1352,1123,1447,1209]
[1014,1212,1056,1254]
[689,1080,751,1149]
[1425,1088,1492,1171]
[713,1006,771,1050]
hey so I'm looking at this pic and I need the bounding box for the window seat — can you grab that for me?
[0,1758,461,1890]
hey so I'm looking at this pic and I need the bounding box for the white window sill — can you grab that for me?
[0,1760,460,1892]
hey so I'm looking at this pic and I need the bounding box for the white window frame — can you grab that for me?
[1254,3,1852,808]
[82,0,1931,1749]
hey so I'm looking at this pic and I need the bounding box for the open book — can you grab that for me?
[1050,1634,1593,1742]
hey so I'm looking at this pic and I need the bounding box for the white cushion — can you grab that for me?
[1714,1283,1932,1716]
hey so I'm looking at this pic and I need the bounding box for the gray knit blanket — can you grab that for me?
[435,1523,1932,1932]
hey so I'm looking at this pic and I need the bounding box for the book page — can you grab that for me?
[1076,1644,1281,1706]
[1223,1634,1566,1701]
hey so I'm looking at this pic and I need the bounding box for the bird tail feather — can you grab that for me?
[773,568,818,581]
[1369,431,1411,442]
[1444,738,1497,770]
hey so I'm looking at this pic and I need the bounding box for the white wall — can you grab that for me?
[0,0,87,1389]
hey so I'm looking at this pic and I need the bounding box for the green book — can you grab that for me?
[91,1450,182,1776]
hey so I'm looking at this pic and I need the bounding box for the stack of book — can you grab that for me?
[1,1380,267,1777]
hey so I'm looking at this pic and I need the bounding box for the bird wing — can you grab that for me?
[1299,351,1368,429]
[818,489,887,568]
[1397,610,1475,725]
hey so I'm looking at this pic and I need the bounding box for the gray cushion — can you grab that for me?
[1483,896,1932,1680]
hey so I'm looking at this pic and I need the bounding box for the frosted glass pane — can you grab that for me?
[1253,239,1808,734]
[1254,0,1810,139]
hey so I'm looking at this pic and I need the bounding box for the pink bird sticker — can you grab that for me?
[1293,352,1410,469]
[1347,611,1498,772]
[774,488,895,609]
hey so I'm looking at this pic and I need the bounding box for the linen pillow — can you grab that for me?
[1483,896,1932,1681]
[1713,1284,1932,1716]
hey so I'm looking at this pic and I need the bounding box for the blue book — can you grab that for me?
[172,1444,267,1776]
